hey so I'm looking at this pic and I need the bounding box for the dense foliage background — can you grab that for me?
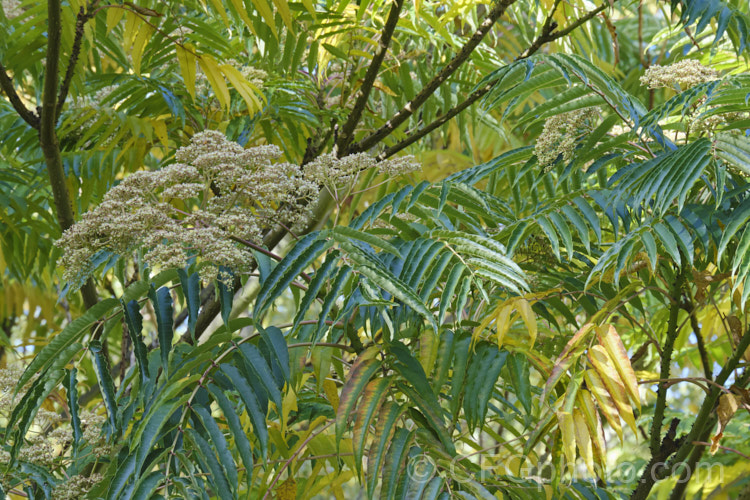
[1,0,750,498]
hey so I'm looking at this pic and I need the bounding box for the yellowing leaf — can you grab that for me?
[106,7,124,33]
[152,119,168,148]
[597,325,641,410]
[272,0,293,30]
[220,64,265,114]
[556,410,576,466]
[584,369,623,443]
[418,329,437,377]
[495,304,513,348]
[275,476,297,500]
[176,44,197,99]
[130,21,155,75]
[516,298,537,347]
[251,0,278,38]
[543,323,595,402]
[711,393,739,454]
[573,409,594,476]
[198,54,230,109]
[577,389,607,476]
[323,378,339,412]
[228,0,257,36]
[587,345,637,434]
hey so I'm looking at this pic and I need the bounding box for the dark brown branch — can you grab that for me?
[650,271,685,456]
[351,0,518,154]
[631,418,685,500]
[682,294,713,380]
[335,0,404,154]
[0,60,40,128]
[56,4,98,120]
[377,2,609,160]
[631,334,750,499]
[41,0,99,310]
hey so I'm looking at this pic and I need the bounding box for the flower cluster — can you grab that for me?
[691,110,749,136]
[639,60,718,90]
[57,131,318,286]
[58,131,422,287]
[1,0,22,18]
[535,108,597,170]
[51,473,104,500]
[304,149,420,191]
[0,367,111,486]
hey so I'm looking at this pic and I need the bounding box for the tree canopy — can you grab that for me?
[2,0,750,499]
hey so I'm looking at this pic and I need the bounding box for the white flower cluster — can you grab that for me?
[0,367,111,481]
[58,131,318,286]
[51,473,104,500]
[535,108,597,170]
[640,60,718,90]
[691,110,749,136]
[1,0,22,18]
[69,85,122,112]
[303,149,420,191]
[58,131,422,287]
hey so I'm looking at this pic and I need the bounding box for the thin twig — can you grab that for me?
[377,1,611,160]
[0,60,39,128]
[261,421,335,500]
[352,0,519,154]
[336,0,405,153]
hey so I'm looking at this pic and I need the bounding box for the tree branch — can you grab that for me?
[650,271,685,456]
[682,292,713,380]
[631,330,750,499]
[350,0,518,154]
[335,0,404,153]
[0,60,40,128]
[56,3,98,120]
[41,0,99,310]
[377,1,609,160]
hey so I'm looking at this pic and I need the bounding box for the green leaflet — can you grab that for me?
[341,241,437,331]
[332,226,402,257]
[464,343,508,432]
[450,334,472,420]
[439,263,465,325]
[390,342,455,455]
[367,402,405,499]
[258,325,290,383]
[220,364,269,457]
[432,330,454,394]
[336,347,382,446]
[291,250,340,334]
[185,429,234,500]
[122,299,150,386]
[207,384,254,490]
[507,352,532,415]
[64,367,83,454]
[217,265,235,327]
[148,285,174,377]
[380,428,415,500]
[130,470,165,500]
[237,343,282,410]
[90,340,119,434]
[191,405,239,493]
[254,232,328,319]
[17,298,119,388]
[314,266,353,345]
[178,268,201,338]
